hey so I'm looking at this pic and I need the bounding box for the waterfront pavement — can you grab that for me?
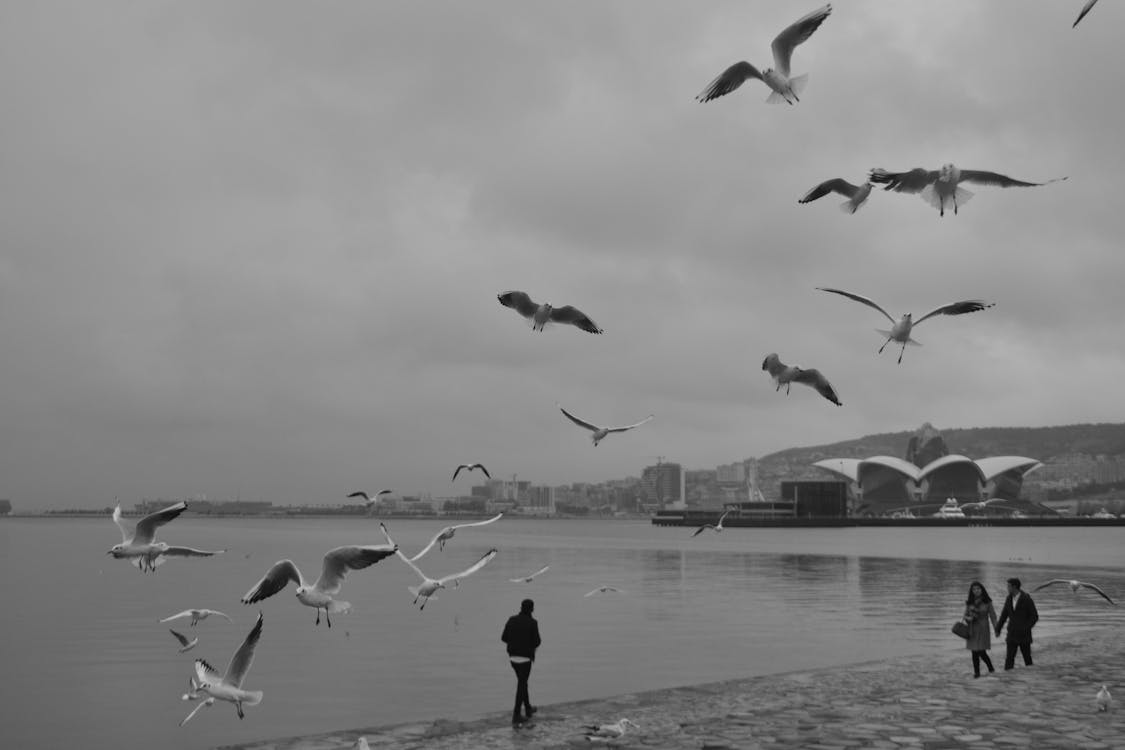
[221,627,1124,750]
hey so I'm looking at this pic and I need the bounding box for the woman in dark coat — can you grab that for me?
[964,581,998,677]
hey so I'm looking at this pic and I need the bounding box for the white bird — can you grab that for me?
[179,611,265,726]
[405,513,504,562]
[799,178,873,214]
[558,404,654,446]
[868,164,1067,217]
[583,718,640,741]
[381,523,497,610]
[816,288,995,364]
[510,565,551,583]
[1032,579,1116,605]
[958,497,1005,512]
[357,737,372,750]
[696,4,832,105]
[169,629,199,653]
[1096,684,1112,712]
[240,543,398,627]
[691,510,731,537]
[1074,0,1099,27]
[761,353,842,406]
[107,502,225,573]
[160,609,233,627]
[452,463,491,482]
[584,586,625,597]
[498,291,603,334]
[347,490,392,511]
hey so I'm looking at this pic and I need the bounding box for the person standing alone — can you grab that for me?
[501,598,541,726]
[995,577,1039,670]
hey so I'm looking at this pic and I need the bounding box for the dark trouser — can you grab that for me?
[510,660,532,721]
[1004,641,1032,670]
[971,650,994,676]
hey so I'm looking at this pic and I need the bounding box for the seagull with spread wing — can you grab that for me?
[498,291,603,334]
[510,565,550,583]
[817,288,995,364]
[868,163,1066,216]
[169,628,199,653]
[160,609,233,627]
[584,586,625,597]
[799,177,873,214]
[106,502,225,573]
[691,510,732,537]
[179,612,265,726]
[762,353,842,406]
[696,4,832,105]
[558,404,654,446]
[405,513,504,562]
[452,463,491,482]
[240,543,398,627]
[347,490,392,511]
[380,523,497,610]
[1032,578,1116,605]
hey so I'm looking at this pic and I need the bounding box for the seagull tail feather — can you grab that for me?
[241,690,264,707]
[789,73,808,97]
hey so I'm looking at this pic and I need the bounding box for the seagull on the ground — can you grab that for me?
[584,586,625,597]
[510,565,550,583]
[380,523,497,610]
[405,513,504,562]
[868,163,1067,216]
[347,490,392,511]
[696,4,832,105]
[816,288,995,364]
[498,291,604,334]
[107,501,225,573]
[1074,0,1099,27]
[240,543,398,627]
[761,353,842,406]
[452,463,491,482]
[169,629,199,653]
[583,718,641,741]
[160,609,233,627]
[1096,684,1112,712]
[179,611,265,726]
[799,177,873,214]
[1032,579,1116,605]
[558,404,654,446]
[691,510,732,537]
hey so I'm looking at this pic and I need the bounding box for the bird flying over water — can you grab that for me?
[816,288,995,364]
[240,544,398,627]
[160,609,233,627]
[691,510,732,537]
[1032,579,1116,605]
[169,629,199,653]
[179,612,265,726]
[761,353,842,406]
[584,586,625,597]
[696,4,832,105]
[498,291,603,334]
[799,178,873,214]
[558,404,654,446]
[107,502,225,573]
[510,565,550,583]
[1074,0,1099,27]
[347,490,392,510]
[452,463,490,482]
[405,513,504,562]
[380,523,497,610]
[868,164,1066,216]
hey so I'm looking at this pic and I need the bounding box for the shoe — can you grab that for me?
[526,706,538,718]
[512,716,528,727]
[973,674,980,679]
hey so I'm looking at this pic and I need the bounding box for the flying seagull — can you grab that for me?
[1096,684,1112,712]
[452,463,491,482]
[868,164,1067,216]
[497,291,603,334]
[240,543,398,627]
[107,502,225,573]
[696,4,832,105]
[816,287,995,364]
[380,523,497,610]
[510,565,550,583]
[799,177,873,214]
[347,490,392,510]
[691,510,732,537]
[584,586,625,597]
[169,629,199,653]
[405,513,504,562]
[160,609,234,627]
[558,404,654,446]
[179,611,265,726]
[1032,579,1116,605]
[761,353,842,406]
[1074,0,1099,27]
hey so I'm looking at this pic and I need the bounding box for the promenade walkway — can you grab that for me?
[220,627,1123,750]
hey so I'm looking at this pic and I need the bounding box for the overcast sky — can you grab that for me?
[2,1,1122,510]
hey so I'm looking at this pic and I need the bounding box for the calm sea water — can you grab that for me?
[1,517,1123,750]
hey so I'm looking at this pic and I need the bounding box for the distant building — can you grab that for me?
[781,481,849,517]
[521,485,555,515]
[643,462,684,508]
[0,499,10,515]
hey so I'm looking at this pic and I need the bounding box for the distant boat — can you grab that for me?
[932,499,966,519]
[1092,508,1117,519]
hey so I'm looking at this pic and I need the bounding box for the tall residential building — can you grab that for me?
[642,461,684,508]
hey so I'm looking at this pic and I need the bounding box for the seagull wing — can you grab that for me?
[407,528,448,562]
[223,611,263,688]
[691,525,714,537]
[451,512,504,531]
[510,565,550,582]
[111,504,131,543]
[437,548,499,586]
[1079,582,1116,605]
[241,560,303,604]
[816,287,897,324]
[160,610,192,623]
[204,609,233,622]
[195,658,222,685]
[133,501,188,545]
[799,178,860,204]
[1074,0,1099,27]
[792,368,842,406]
[314,544,398,595]
[717,510,731,525]
[163,546,225,558]
[497,291,540,319]
[912,300,994,326]
[958,170,1065,188]
[179,698,213,726]
[471,463,491,479]
[549,305,603,334]
[869,167,937,194]
[346,491,371,501]
[771,3,832,77]
[606,415,655,434]
[170,629,192,648]
[558,405,600,432]
[695,61,764,102]
[1031,579,1069,592]
[452,465,466,482]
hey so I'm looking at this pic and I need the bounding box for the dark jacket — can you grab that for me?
[996,591,1039,644]
[501,612,541,661]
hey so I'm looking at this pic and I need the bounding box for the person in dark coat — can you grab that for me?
[963,581,998,678]
[995,577,1039,670]
[501,598,541,726]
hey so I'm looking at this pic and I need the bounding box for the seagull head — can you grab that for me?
[939,163,959,182]
[107,544,126,557]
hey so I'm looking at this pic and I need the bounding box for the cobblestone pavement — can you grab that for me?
[220,628,1124,750]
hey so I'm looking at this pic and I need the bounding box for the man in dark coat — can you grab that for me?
[501,598,541,726]
[995,577,1039,670]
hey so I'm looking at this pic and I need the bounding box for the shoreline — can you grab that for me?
[218,626,1124,749]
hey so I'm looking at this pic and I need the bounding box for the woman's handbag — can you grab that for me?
[951,618,970,639]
